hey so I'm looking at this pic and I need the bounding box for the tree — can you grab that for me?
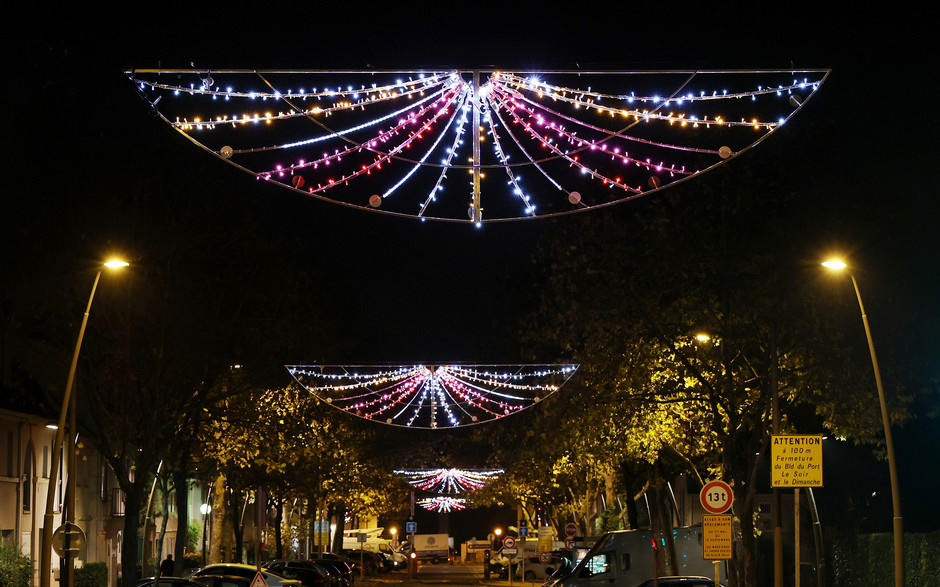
[517,160,912,583]
[199,384,408,560]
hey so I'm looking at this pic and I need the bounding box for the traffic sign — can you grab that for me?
[502,536,516,549]
[563,538,575,551]
[518,525,529,538]
[700,480,734,514]
[405,521,417,533]
[538,552,552,564]
[702,515,733,560]
[250,571,269,587]
[771,434,823,487]
[564,522,577,537]
[52,523,86,558]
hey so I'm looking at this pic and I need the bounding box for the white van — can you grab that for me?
[553,527,725,587]
[341,528,407,569]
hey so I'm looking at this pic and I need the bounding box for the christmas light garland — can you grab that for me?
[127,68,827,223]
[417,496,468,513]
[286,364,578,428]
[394,468,505,493]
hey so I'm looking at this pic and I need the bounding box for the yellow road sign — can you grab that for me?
[702,515,733,560]
[771,434,823,487]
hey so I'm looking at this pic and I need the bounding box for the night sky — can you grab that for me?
[4,4,938,537]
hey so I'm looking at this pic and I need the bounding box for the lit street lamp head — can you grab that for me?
[821,259,847,270]
[103,259,129,269]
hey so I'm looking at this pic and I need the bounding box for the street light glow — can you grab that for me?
[821,259,847,270]
[104,259,129,269]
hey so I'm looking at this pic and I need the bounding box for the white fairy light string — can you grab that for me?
[394,468,505,493]
[127,68,828,223]
[417,496,468,512]
[286,364,578,428]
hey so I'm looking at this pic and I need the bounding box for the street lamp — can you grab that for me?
[40,259,129,587]
[822,258,903,587]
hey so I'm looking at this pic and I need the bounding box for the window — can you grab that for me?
[585,553,611,576]
[619,553,631,571]
[112,488,126,517]
[98,459,109,501]
[23,442,34,513]
[5,431,13,477]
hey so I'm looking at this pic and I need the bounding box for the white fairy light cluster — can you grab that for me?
[285,364,578,428]
[393,468,505,493]
[127,68,827,222]
[417,496,467,512]
[395,468,504,511]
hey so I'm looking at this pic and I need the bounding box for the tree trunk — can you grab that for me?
[173,469,189,574]
[156,475,170,576]
[659,485,677,575]
[229,487,244,563]
[330,501,346,554]
[619,464,641,530]
[209,475,226,562]
[274,495,284,559]
[120,479,145,587]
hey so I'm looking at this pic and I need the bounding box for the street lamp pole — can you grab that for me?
[822,260,903,587]
[40,260,128,587]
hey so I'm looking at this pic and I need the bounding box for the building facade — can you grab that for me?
[1,407,125,586]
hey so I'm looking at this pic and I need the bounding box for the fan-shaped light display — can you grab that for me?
[418,496,467,513]
[394,468,504,493]
[127,68,828,223]
[286,364,578,428]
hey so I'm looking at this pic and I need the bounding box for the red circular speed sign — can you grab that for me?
[700,480,734,514]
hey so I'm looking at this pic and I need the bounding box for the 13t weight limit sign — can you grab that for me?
[700,480,733,514]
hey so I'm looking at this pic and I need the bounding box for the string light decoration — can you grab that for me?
[286,364,578,428]
[127,68,828,223]
[417,496,468,513]
[393,468,505,493]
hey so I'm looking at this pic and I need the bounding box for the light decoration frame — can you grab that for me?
[286,364,578,428]
[127,68,828,224]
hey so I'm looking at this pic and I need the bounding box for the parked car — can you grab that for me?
[185,564,302,587]
[542,557,576,587]
[635,577,722,587]
[136,578,206,587]
[341,550,385,575]
[308,555,354,586]
[262,561,332,587]
[514,554,564,581]
[372,551,394,571]
[189,576,252,587]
